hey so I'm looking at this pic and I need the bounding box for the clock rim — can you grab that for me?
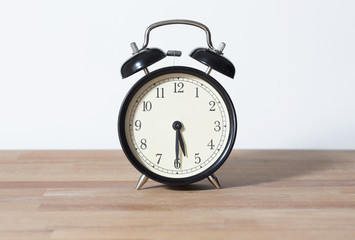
[118,66,237,185]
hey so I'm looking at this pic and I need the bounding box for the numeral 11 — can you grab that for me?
[156,88,165,98]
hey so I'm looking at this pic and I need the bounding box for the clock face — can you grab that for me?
[118,66,237,184]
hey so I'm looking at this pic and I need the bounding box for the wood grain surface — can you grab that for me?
[0,150,354,239]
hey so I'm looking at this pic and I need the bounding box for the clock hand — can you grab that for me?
[173,121,185,169]
[174,129,180,169]
[177,129,186,156]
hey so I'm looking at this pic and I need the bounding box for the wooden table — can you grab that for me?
[0,150,354,239]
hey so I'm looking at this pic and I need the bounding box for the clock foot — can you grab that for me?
[135,174,149,190]
[208,174,221,189]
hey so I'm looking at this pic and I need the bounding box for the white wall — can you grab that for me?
[0,0,354,149]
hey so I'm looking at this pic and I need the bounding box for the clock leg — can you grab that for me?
[208,174,221,189]
[135,174,149,190]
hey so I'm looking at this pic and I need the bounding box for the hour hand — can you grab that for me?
[177,131,186,156]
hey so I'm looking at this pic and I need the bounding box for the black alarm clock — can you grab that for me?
[118,20,237,190]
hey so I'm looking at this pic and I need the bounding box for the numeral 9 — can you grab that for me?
[134,120,141,131]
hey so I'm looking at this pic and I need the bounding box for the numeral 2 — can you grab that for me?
[209,101,216,111]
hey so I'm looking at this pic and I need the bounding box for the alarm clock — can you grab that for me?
[118,20,237,190]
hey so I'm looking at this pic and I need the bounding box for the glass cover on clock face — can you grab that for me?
[123,70,232,179]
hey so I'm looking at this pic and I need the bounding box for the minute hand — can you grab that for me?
[172,121,186,159]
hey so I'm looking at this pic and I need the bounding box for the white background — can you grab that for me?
[0,0,354,150]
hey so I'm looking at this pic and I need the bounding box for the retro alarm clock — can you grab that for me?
[118,20,237,190]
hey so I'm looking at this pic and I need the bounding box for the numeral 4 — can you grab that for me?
[207,139,215,150]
